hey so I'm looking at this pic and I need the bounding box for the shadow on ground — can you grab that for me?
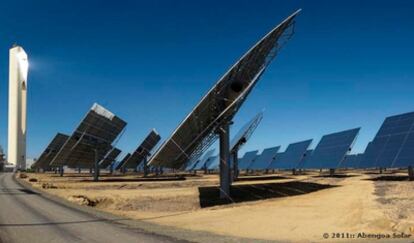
[198,181,336,208]
[80,176,186,183]
[364,171,401,175]
[313,174,358,178]
[235,175,289,182]
[49,173,99,178]
[366,175,413,181]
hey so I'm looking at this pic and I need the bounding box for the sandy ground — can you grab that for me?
[21,170,414,242]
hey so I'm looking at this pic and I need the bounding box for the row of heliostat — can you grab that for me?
[186,128,360,171]
[186,110,414,171]
[31,103,161,170]
[32,103,414,172]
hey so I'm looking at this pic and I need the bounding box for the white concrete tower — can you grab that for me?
[8,45,28,170]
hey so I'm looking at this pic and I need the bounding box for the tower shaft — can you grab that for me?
[8,45,28,170]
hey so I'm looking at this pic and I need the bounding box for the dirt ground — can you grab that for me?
[21,170,414,242]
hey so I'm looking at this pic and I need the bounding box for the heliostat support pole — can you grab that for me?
[143,157,149,177]
[219,123,231,199]
[94,149,99,182]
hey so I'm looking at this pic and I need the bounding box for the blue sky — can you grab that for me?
[0,0,413,159]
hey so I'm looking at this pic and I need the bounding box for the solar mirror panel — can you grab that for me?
[148,10,300,169]
[361,141,380,168]
[352,154,361,168]
[99,148,121,169]
[238,150,259,170]
[376,134,406,168]
[192,149,216,170]
[203,156,216,170]
[305,128,360,169]
[250,146,280,169]
[115,153,131,170]
[299,149,314,169]
[32,133,69,169]
[393,132,414,167]
[267,152,284,169]
[136,161,145,171]
[355,153,364,168]
[121,129,161,169]
[206,156,220,170]
[50,103,127,168]
[363,112,414,168]
[230,112,263,152]
[273,139,312,169]
[185,158,200,171]
[341,154,361,168]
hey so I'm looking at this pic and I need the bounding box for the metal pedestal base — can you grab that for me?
[219,123,231,199]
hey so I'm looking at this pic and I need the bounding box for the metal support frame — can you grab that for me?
[143,156,149,177]
[59,166,64,177]
[219,123,231,199]
[329,168,335,176]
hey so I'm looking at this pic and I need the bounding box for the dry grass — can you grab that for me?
[21,170,414,242]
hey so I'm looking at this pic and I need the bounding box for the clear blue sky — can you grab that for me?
[0,0,413,159]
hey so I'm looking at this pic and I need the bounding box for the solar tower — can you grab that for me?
[8,45,29,171]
